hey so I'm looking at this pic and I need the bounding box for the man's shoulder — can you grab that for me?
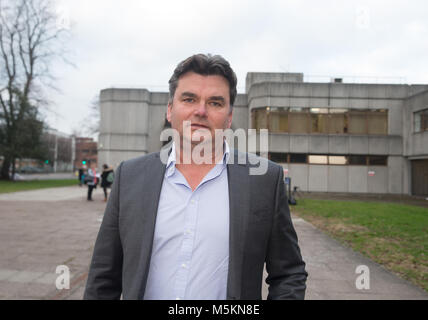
[119,152,163,173]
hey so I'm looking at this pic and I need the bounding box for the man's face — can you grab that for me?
[167,71,233,148]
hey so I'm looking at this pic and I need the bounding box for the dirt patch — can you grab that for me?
[295,213,369,235]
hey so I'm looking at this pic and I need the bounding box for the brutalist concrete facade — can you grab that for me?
[98,72,428,195]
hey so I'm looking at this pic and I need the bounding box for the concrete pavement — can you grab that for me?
[0,185,427,300]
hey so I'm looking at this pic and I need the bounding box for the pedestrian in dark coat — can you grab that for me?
[101,164,114,201]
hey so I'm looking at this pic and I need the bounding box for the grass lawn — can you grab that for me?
[0,179,78,194]
[292,198,428,292]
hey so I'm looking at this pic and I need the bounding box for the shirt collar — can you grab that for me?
[166,140,230,177]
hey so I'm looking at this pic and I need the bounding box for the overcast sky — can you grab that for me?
[44,0,428,138]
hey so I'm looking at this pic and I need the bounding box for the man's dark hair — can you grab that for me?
[168,53,237,107]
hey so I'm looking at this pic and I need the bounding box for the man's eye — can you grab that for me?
[183,98,195,103]
[210,101,222,107]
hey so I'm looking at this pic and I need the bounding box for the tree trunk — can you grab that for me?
[0,156,11,180]
[11,158,16,181]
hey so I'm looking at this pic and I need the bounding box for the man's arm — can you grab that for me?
[265,166,308,299]
[83,163,124,300]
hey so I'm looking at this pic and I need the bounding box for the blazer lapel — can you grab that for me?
[136,149,168,299]
[226,150,250,300]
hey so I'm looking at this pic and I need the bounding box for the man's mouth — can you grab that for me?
[190,124,210,129]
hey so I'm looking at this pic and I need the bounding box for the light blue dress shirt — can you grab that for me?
[143,142,230,300]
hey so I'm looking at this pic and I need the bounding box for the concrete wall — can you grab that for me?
[403,89,428,157]
[147,92,169,154]
[280,164,392,194]
[246,72,303,93]
[99,88,151,167]
[268,134,402,155]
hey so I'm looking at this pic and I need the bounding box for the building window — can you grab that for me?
[414,109,428,133]
[368,156,388,166]
[329,156,347,165]
[348,109,367,134]
[289,107,309,133]
[328,109,348,134]
[414,112,422,132]
[269,152,287,163]
[425,110,428,131]
[251,107,388,135]
[269,107,289,133]
[266,153,387,166]
[308,155,328,164]
[290,153,307,163]
[348,155,367,165]
[310,108,329,134]
[251,108,268,130]
[368,109,388,134]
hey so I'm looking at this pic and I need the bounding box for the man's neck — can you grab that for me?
[173,140,226,191]
[175,140,225,167]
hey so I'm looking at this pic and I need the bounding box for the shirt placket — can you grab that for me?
[174,192,199,300]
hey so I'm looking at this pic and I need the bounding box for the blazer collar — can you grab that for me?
[226,149,250,300]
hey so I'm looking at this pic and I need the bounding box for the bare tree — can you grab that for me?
[0,0,69,180]
[78,94,100,139]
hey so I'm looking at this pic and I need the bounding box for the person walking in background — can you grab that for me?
[78,168,84,186]
[87,164,98,201]
[101,164,114,202]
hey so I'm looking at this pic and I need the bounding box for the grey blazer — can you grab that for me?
[83,148,307,300]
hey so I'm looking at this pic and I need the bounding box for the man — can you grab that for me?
[84,54,307,300]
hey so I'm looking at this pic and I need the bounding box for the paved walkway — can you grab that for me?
[0,186,427,300]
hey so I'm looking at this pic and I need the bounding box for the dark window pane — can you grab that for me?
[269,152,287,163]
[290,153,307,163]
[348,155,367,165]
[369,156,387,166]
[424,110,428,131]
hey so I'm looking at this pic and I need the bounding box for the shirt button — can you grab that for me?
[190,200,196,205]
[182,263,187,268]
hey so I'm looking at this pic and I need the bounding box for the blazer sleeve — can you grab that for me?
[265,166,308,300]
[83,162,124,299]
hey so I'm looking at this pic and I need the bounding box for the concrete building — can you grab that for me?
[98,72,428,196]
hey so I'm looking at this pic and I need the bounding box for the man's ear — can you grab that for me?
[167,102,172,123]
[227,108,233,128]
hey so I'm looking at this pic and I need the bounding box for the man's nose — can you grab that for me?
[193,101,208,117]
